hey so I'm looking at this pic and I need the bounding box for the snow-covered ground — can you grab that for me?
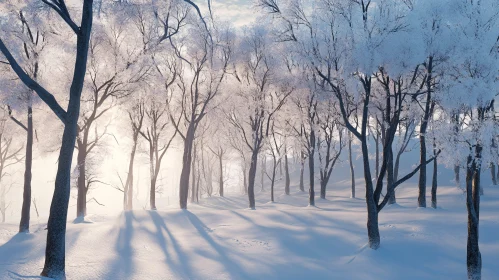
[1,178,499,279]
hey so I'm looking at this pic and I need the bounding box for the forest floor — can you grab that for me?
[0,181,499,279]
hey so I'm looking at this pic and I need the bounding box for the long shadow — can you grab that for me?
[0,224,83,278]
[184,211,250,279]
[228,210,361,278]
[6,271,43,279]
[0,233,41,267]
[147,211,196,279]
[102,211,135,279]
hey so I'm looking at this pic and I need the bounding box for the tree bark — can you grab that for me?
[490,163,497,185]
[247,151,258,209]
[418,56,433,208]
[387,146,396,205]
[299,152,305,192]
[308,130,315,206]
[19,105,33,233]
[362,136,380,249]
[41,3,93,276]
[348,135,355,198]
[466,151,482,280]
[179,125,194,209]
[431,140,438,208]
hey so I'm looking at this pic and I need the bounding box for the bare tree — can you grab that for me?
[170,23,232,209]
[317,102,344,199]
[0,0,94,276]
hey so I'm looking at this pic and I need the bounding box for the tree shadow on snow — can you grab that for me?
[184,210,249,279]
[147,210,196,279]
[102,211,135,279]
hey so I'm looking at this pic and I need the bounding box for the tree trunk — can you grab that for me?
[42,107,81,278]
[19,105,33,233]
[218,154,224,197]
[362,134,380,249]
[191,145,197,202]
[148,142,157,210]
[308,132,315,206]
[320,179,326,199]
[247,151,258,209]
[466,152,482,280]
[375,131,380,181]
[270,162,276,202]
[179,126,194,209]
[387,147,396,205]
[284,151,290,195]
[348,136,355,198]
[124,134,138,211]
[299,152,305,192]
[418,134,427,208]
[490,163,497,185]
[76,143,87,219]
[418,56,433,208]
[455,165,461,188]
[431,152,438,209]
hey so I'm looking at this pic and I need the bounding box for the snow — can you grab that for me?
[1,179,499,279]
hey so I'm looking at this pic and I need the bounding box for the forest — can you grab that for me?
[0,0,498,279]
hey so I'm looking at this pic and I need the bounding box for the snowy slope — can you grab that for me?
[0,178,498,279]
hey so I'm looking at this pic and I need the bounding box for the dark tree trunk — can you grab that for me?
[418,56,433,208]
[431,152,438,208]
[308,131,315,206]
[375,131,380,181]
[431,140,438,208]
[19,105,33,233]
[247,151,258,209]
[0,1,93,277]
[299,152,305,192]
[455,165,461,188]
[490,163,497,185]
[348,136,355,198]
[320,180,326,199]
[284,151,290,195]
[418,133,427,208]
[362,136,380,249]
[387,147,396,205]
[42,108,81,278]
[179,126,194,209]
[466,149,482,280]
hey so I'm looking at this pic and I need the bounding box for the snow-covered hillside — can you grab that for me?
[1,179,498,279]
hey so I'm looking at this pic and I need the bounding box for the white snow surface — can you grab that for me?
[0,180,499,280]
